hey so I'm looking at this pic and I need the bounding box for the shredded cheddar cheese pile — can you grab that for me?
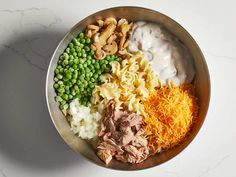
[143,84,198,154]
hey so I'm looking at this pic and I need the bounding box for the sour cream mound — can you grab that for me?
[128,21,195,86]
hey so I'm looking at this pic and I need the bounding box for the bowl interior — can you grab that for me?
[46,6,210,170]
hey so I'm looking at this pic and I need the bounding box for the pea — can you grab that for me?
[71,90,76,96]
[54,83,59,89]
[79,32,84,38]
[72,64,78,69]
[71,79,76,84]
[54,77,59,82]
[54,69,59,74]
[55,96,62,102]
[84,46,90,52]
[65,48,70,54]
[80,38,86,44]
[74,58,79,64]
[58,88,65,93]
[63,53,69,60]
[69,42,74,48]
[58,81,63,85]
[86,38,91,44]
[95,62,100,69]
[87,55,92,60]
[63,60,69,65]
[62,94,68,100]
[68,94,73,100]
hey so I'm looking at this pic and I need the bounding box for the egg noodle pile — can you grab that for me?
[92,53,159,115]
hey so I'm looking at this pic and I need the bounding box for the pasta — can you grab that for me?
[92,53,159,115]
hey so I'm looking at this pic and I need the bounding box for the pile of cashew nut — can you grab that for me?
[85,18,133,59]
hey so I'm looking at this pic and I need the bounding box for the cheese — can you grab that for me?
[143,84,198,153]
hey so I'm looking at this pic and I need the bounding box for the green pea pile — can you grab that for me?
[53,32,120,109]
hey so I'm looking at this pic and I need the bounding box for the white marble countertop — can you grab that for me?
[0,0,235,177]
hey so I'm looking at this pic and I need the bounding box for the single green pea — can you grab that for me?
[74,85,79,91]
[72,38,78,44]
[71,79,76,84]
[89,83,95,89]
[80,38,86,44]
[79,32,84,38]
[70,48,75,53]
[80,43,84,48]
[94,74,98,79]
[72,52,77,57]
[58,88,65,93]
[68,60,74,66]
[72,64,78,70]
[87,60,91,65]
[71,90,76,96]
[77,52,82,57]
[56,74,63,79]
[80,59,85,64]
[87,55,92,60]
[63,60,69,65]
[75,94,81,99]
[63,53,69,60]
[84,46,90,52]
[65,48,70,54]
[65,89,70,94]
[68,94,73,100]
[55,96,62,102]
[65,86,70,91]
[54,77,59,82]
[66,73,72,80]
[54,69,59,74]
[62,94,68,100]
[69,42,74,48]
[74,58,79,64]
[78,63,83,69]
[101,64,106,69]
[91,59,95,64]
[54,83,59,89]
[86,38,91,44]
[59,68,64,73]
[97,70,102,75]
[85,68,90,73]
[95,62,100,69]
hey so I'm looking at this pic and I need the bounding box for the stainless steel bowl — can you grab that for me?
[46,6,210,170]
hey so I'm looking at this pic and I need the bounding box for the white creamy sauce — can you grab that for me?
[128,21,195,86]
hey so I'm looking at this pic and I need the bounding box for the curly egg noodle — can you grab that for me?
[92,53,159,115]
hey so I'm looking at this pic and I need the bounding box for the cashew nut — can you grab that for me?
[99,23,116,46]
[96,19,104,27]
[118,18,128,26]
[92,33,100,43]
[95,49,106,59]
[87,25,100,31]
[104,17,117,26]
[102,41,118,55]
[107,34,117,44]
